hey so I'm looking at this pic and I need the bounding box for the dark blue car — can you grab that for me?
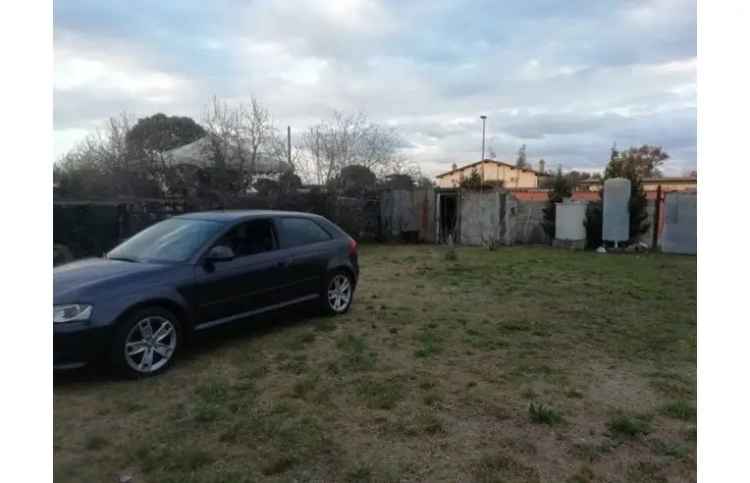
[54,210,359,378]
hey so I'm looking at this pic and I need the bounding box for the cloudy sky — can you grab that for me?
[54,0,696,177]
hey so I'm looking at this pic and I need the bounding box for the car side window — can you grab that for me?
[277,217,332,249]
[215,219,277,258]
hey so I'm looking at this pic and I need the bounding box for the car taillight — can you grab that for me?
[348,238,358,256]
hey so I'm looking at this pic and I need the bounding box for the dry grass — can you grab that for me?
[54,244,696,482]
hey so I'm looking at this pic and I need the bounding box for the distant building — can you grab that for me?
[577,176,697,192]
[435,159,544,189]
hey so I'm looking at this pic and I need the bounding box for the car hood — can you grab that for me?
[54,258,174,303]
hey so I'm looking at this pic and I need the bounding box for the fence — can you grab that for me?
[53,187,696,263]
[53,192,380,263]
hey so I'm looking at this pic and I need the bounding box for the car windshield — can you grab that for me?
[107,218,225,263]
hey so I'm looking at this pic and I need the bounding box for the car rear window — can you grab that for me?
[277,217,332,248]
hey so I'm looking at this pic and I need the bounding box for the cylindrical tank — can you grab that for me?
[555,201,587,241]
[602,177,631,242]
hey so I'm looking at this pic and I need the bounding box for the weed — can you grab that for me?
[314,319,337,332]
[357,378,404,410]
[420,413,445,434]
[625,461,667,483]
[528,402,562,425]
[419,380,437,390]
[660,400,695,421]
[291,375,320,399]
[279,354,309,374]
[607,414,651,438]
[346,465,373,482]
[569,442,612,462]
[648,438,689,459]
[83,434,109,451]
[113,400,147,414]
[154,447,216,473]
[195,381,229,404]
[337,335,377,371]
[473,453,540,483]
[290,331,317,350]
[261,455,296,476]
[413,331,442,358]
[566,465,597,483]
[193,401,223,423]
[423,393,442,406]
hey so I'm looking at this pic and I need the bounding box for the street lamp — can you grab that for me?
[480,115,487,161]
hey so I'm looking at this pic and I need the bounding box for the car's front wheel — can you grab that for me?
[112,307,181,378]
[322,270,354,315]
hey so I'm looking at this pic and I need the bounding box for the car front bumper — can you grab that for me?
[54,321,114,369]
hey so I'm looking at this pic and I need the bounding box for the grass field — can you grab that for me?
[54,244,696,483]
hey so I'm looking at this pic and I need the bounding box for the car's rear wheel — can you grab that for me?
[112,307,181,378]
[321,270,354,315]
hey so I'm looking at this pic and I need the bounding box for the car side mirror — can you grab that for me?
[206,245,235,262]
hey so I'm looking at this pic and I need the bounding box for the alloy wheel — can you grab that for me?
[327,274,352,313]
[124,316,177,373]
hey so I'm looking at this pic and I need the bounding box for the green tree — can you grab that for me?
[542,167,574,240]
[585,144,664,246]
[459,168,482,190]
[331,164,377,196]
[604,145,668,179]
[515,144,528,169]
[125,113,206,158]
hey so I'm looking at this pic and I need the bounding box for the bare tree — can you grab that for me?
[299,112,409,187]
[202,96,278,192]
[55,113,164,198]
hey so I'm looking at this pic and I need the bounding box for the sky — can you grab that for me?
[54,0,697,177]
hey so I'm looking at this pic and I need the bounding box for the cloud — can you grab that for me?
[54,0,696,176]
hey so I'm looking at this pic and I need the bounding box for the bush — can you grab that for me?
[584,201,602,249]
[542,168,574,240]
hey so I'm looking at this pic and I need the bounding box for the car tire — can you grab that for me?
[111,306,182,378]
[321,270,354,315]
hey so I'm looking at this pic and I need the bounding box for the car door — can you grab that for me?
[274,216,335,301]
[192,218,289,327]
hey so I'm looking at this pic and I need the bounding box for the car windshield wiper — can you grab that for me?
[107,255,139,263]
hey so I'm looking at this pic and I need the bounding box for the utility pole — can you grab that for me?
[480,116,487,158]
[479,115,487,247]
[287,126,292,166]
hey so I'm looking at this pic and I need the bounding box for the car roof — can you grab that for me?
[176,209,320,223]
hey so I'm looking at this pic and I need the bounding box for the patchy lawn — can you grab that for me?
[54,244,696,483]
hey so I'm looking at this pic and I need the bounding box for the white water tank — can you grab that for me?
[603,178,630,242]
[555,201,587,241]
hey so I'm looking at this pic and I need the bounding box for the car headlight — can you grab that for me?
[53,304,93,323]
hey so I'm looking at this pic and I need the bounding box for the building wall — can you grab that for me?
[583,180,696,192]
[508,199,549,245]
[380,188,435,242]
[436,161,538,189]
[661,192,697,254]
[456,191,549,246]
[459,191,502,246]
